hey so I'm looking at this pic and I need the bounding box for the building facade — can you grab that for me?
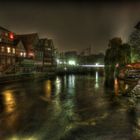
[0,26,15,73]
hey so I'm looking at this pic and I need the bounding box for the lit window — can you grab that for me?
[7,47,11,53]
[47,48,51,51]
[12,48,15,54]
[20,52,23,56]
[1,46,5,52]
[23,52,26,57]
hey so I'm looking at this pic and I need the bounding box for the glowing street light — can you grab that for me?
[68,60,76,65]
[95,63,99,66]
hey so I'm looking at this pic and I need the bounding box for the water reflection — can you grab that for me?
[95,71,99,89]
[55,77,61,95]
[68,75,75,88]
[114,78,119,96]
[8,136,38,140]
[44,80,52,101]
[2,90,16,113]
[0,75,138,139]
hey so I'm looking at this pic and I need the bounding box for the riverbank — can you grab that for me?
[0,72,56,84]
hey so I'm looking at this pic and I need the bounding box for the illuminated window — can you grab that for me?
[23,52,26,57]
[7,47,11,53]
[12,48,15,54]
[1,46,5,52]
[20,52,23,56]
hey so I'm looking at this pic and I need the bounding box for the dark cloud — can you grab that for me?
[0,1,140,53]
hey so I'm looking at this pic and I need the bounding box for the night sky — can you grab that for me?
[0,1,140,54]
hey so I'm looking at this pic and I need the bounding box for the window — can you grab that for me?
[12,48,15,54]
[7,47,11,53]
[23,52,26,57]
[20,52,23,56]
[1,46,5,52]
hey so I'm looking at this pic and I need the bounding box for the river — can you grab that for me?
[0,73,139,140]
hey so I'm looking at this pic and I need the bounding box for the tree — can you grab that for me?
[104,37,131,87]
[129,22,140,62]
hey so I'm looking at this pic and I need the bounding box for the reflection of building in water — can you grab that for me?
[68,75,75,88]
[55,77,61,95]
[95,71,99,89]
[44,80,52,101]
[2,90,16,113]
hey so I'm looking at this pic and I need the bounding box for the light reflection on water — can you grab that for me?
[55,77,61,95]
[114,78,119,96]
[7,136,38,140]
[68,75,75,88]
[42,80,52,102]
[2,90,16,113]
[95,71,99,89]
[0,74,139,139]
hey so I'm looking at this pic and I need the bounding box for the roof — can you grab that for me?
[38,38,47,45]
[16,33,39,51]
[0,26,10,32]
[13,39,21,46]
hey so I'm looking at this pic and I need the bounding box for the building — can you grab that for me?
[43,39,56,72]
[35,38,46,72]
[15,33,39,72]
[0,26,56,74]
[0,26,15,73]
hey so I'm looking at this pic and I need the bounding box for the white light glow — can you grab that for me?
[68,60,76,65]
[80,64,104,67]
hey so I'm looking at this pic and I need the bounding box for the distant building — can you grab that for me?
[0,26,15,73]
[64,51,78,63]
[79,53,104,65]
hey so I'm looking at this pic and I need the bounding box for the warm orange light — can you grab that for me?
[9,32,14,40]
[3,90,16,113]
[114,78,119,96]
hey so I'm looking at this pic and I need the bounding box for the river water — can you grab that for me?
[0,73,139,140]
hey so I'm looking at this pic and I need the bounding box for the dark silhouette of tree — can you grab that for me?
[129,21,140,62]
[104,37,131,87]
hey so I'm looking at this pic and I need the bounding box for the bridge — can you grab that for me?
[80,64,104,68]
[56,63,104,75]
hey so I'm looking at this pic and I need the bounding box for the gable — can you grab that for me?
[16,40,25,51]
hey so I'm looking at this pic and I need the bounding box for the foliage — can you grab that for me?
[129,28,140,62]
[104,37,131,86]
